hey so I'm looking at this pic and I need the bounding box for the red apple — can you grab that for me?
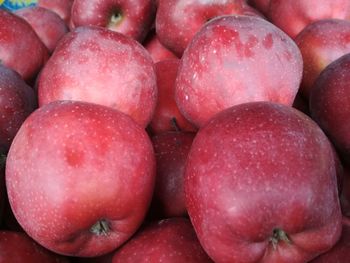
[0,64,36,154]
[15,6,69,53]
[150,131,195,218]
[70,0,156,42]
[37,26,157,128]
[0,9,49,83]
[309,53,350,163]
[5,100,156,257]
[295,19,350,99]
[111,217,213,262]
[309,217,350,262]
[149,59,197,134]
[185,101,342,262]
[37,0,74,25]
[0,231,69,262]
[156,0,262,56]
[267,0,350,39]
[175,15,303,127]
[143,32,178,63]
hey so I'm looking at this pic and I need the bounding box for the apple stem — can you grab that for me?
[171,117,181,132]
[90,219,110,236]
[269,228,291,250]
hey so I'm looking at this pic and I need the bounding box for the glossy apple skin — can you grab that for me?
[267,0,350,39]
[149,59,197,134]
[15,6,69,53]
[0,231,69,263]
[185,101,342,263]
[0,9,49,83]
[309,53,350,163]
[112,217,213,263]
[295,19,350,99]
[37,0,74,25]
[310,217,350,262]
[37,26,157,128]
[70,0,156,42]
[175,15,303,128]
[5,100,156,257]
[143,33,178,63]
[151,131,195,218]
[156,0,261,56]
[0,64,36,154]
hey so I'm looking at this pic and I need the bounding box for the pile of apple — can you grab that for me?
[1,0,350,262]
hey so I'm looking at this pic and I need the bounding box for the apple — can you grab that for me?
[295,19,350,99]
[150,131,196,218]
[266,0,350,39]
[37,26,157,128]
[37,0,74,25]
[5,100,156,257]
[111,217,213,262]
[175,15,303,128]
[149,59,197,134]
[0,231,70,262]
[156,0,262,56]
[185,101,342,262]
[15,6,69,53]
[309,217,350,262]
[0,9,49,83]
[309,53,350,163]
[70,0,156,42]
[0,64,36,154]
[143,32,178,63]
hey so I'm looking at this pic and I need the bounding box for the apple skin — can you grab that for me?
[143,33,178,63]
[309,217,350,262]
[149,59,197,134]
[156,0,262,56]
[150,131,196,218]
[295,19,350,99]
[70,0,156,42]
[5,100,156,257]
[267,0,350,39]
[111,217,213,263]
[184,101,342,263]
[15,6,69,53]
[175,15,303,128]
[37,0,74,25]
[0,9,49,83]
[309,53,350,163]
[0,64,36,154]
[37,26,157,128]
[0,231,70,263]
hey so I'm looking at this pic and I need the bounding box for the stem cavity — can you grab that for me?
[269,228,291,250]
[90,219,110,236]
